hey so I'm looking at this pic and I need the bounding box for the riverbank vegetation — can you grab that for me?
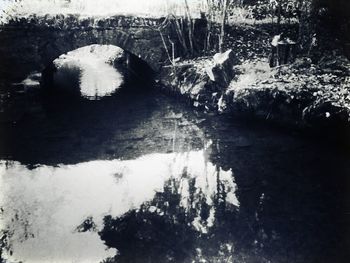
[158,0,350,131]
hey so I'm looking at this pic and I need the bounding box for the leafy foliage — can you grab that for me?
[246,0,301,20]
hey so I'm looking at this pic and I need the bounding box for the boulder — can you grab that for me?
[205,49,238,88]
[159,49,239,111]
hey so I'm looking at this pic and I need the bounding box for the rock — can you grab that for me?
[293,57,312,69]
[159,50,239,111]
[318,54,350,76]
[206,49,238,88]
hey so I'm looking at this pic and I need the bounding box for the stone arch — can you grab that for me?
[39,29,160,74]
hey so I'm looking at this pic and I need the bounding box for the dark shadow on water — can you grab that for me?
[95,114,350,263]
[98,143,350,263]
[0,85,188,165]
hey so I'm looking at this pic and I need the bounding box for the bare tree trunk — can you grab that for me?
[219,0,229,53]
[184,0,194,56]
[158,29,173,65]
[277,0,283,33]
[205,0,213,53]
[298,0,316,53]
[174,17,189,54]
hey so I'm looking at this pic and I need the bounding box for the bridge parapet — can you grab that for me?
[2,15,166,31]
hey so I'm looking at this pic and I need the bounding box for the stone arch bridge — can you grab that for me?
[0,15,205,83]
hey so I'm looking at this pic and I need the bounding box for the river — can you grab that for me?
[0,47,349,263]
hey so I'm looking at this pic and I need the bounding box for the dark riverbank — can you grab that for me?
[157,20,350,139]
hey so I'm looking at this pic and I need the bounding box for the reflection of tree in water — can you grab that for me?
[0,207,34,262]
[99,168,239,263]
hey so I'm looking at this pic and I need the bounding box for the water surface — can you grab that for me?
[0,55,349,263]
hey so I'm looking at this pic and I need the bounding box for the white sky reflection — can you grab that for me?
[0,150,238,263]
